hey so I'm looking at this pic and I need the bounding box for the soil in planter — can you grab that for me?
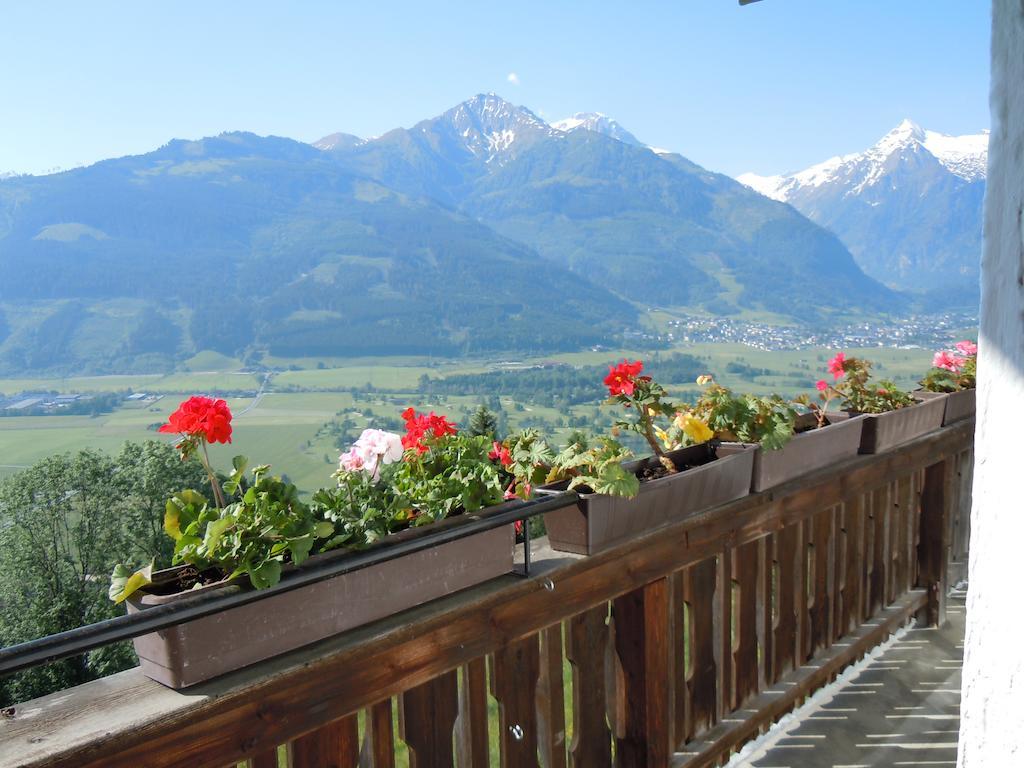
[638,462,695,482]
[792,412,837,436]
[568,458,699,492]
[146,565,227,595]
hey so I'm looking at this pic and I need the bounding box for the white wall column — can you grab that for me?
[958,1,1024,764]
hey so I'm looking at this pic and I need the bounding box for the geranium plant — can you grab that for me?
[110,398,332,602]
[808,352,914,415]
[157,395,233,507]
[921,340,977,392]
[313,428,412,550]
[664,376,796,450]
[314,410,508,550]
[603,360,681,472]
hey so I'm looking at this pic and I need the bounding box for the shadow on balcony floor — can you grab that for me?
[731,591,966,768]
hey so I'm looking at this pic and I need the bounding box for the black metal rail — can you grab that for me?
[0,491,577,678]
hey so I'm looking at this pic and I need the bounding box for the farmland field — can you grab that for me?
[0,344,935,489]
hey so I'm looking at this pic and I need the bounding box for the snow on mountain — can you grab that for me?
[312,132,365,151]
[551,112,644,147]
[923,128,989,181]
[736,119,988,294]
[314,97,663,166]
[427,93,558,164]
[738,119,988,202]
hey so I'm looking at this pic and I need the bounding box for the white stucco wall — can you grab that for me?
[958,2,1024,765]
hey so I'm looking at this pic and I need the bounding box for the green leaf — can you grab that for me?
[164,500,183,541]
[109,561,154,604]
[249,560,282,589]
[314,520,334,539]
[204,516,232,551]
[288,534,315,564]
[587,464,640,497]
[164,489,207,540]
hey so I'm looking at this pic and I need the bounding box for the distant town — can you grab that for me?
[650,310,977,351]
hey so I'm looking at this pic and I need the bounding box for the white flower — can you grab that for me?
[338,429,404,482]
[356,429,403,465]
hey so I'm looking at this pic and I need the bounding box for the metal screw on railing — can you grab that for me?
[510,724,524,741]
[543,578,555,591]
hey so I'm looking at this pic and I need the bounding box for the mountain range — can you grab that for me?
[0,95,903,374]
[738,119,987,295]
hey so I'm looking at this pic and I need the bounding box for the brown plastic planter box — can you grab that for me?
[127,520,514,688]
[539,442,754,556]
[915,388,976,425]
[717,413,866,492]
[843,396,946,454]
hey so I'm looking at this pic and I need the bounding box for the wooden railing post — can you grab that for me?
[291,715,359,768]
[491,635,542,768]
[566,605,612,767]
[613,578,670,768]
[917,459,953,626]
[400,672,459,768]
[456,659,490,768]
[361,700,396,768]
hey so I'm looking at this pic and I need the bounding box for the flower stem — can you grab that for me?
[199,441,226,508]
[641,415,677,474]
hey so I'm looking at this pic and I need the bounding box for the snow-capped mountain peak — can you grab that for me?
[431,93,557,163]
[737,118,988,202]
[551,112,643,147]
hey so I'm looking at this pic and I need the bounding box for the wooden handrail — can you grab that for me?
[0,419,974,768]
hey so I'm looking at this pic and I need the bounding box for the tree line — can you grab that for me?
[0,441,205,706]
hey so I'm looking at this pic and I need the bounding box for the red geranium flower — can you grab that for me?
[401,408,458,454]
[604,359,644,397]
[158,396,232,444]
[815,379,829,392]
[827,352,847,381]
[489,440,513,467]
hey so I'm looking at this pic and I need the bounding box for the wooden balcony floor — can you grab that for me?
[732,592,966,768]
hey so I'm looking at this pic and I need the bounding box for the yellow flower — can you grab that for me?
[655,426,674,450]
[674,412,713,444]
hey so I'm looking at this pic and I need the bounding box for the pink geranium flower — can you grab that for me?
[827,352,846,381]
[954,340,978,356]
[815,379,828,392]
[933,350,963,373]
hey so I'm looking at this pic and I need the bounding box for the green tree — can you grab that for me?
[467,404,498,439]
[113,440,207,565]
[0,440,206,706]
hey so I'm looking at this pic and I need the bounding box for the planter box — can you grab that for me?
[842,396,946,454]
[540,442,754,555]
[717,413,866,492]
[127,520,514,688]
[915,388,976,425]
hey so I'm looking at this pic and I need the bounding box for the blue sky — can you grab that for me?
[0,1,991,177]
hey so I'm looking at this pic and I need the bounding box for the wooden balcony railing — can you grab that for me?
[0,419,973,768]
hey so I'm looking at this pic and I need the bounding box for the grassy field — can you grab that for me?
[0,343,935,489]
[0,389,584,489]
